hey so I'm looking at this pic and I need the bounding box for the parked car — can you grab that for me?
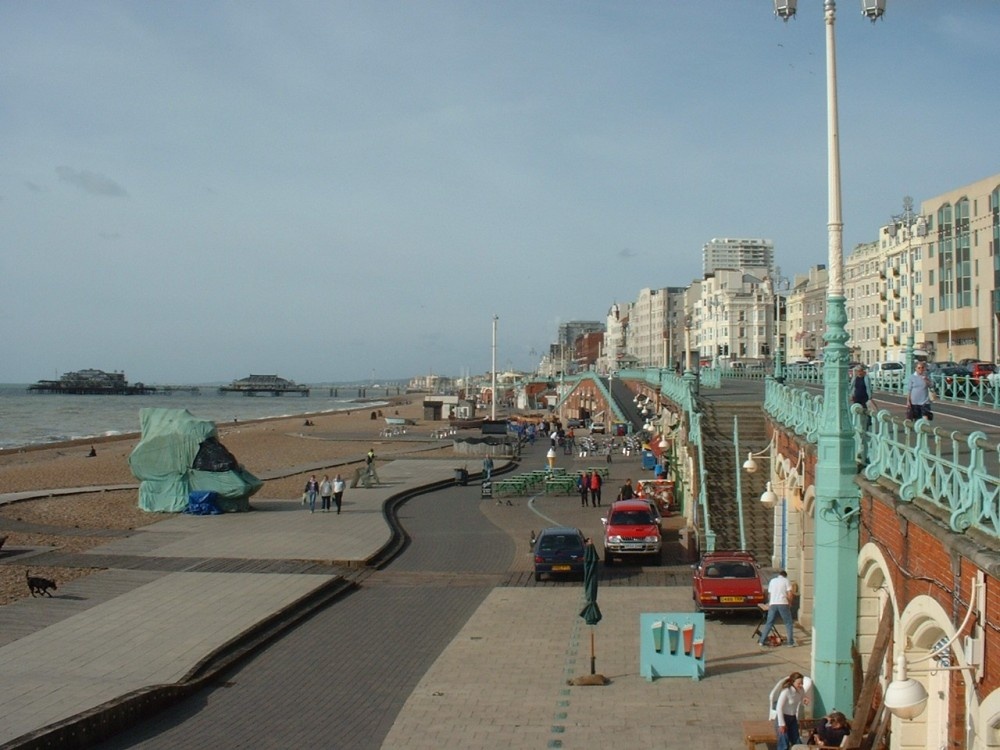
[869,361,905,385]
[937,365,973,396]
[532,527,587,582]
[602,499,662,566]
[969,362,997,385]
[691,550,766,613]
[566,418,586,429]
[589,422,606,434]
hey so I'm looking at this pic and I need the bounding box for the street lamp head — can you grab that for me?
[760,482,779,508]
[743,452,759,473]
[883,654,928,719]
[774,0,796,21]
[861,0,886,23]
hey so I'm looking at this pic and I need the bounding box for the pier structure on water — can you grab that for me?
[219,374,310,397]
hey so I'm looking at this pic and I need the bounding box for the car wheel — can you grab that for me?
[604,554,614,567]
[534,571,541,582]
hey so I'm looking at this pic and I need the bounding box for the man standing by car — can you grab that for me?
[758,570,796,647]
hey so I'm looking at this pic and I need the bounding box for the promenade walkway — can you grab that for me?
[0,443,811,749]
[0,458,458,748]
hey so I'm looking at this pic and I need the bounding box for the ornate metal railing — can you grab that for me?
[762,378,1000,538]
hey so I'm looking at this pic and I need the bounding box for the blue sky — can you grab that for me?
[2,1,998,384]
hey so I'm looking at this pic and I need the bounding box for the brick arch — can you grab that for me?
[896,594,957,750]
[975,688,1000,747]
[795,484,815,630]
[857,544,896,678]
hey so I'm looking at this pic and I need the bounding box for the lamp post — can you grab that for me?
[774,0,886,716]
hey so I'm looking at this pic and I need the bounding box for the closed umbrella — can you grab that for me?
[579,539,602,674]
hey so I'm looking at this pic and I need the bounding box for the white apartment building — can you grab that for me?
[622,287,688,369]
[695,269,772,364]
[845,241,884,365]
[784,265,828,362]
[919,174,1000,363]
[702,237,774,276]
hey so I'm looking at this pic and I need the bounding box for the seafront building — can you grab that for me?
[702,237,774,277]
[540,173,1000,374]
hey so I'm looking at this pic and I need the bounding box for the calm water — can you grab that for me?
[0,383,394,450]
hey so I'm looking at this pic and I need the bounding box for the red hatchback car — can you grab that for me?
[691,550,766,613]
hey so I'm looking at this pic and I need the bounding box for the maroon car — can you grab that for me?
[691,550,766,613]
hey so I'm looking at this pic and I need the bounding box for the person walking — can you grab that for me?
[332,474,345,514]
[589,470,603,507]
[617,477,635,502]
[319,475,333,513]
[759,570,796,647]
[849,363,875,428]
[578,471,591,508]
[482,455,494,481]
[906,361,936,421]
[773,672,809,750]
[304,475,320,514]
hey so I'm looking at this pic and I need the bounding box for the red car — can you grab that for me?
[691,550,766,613]
[969,362,997,385]
[602,499,662,566]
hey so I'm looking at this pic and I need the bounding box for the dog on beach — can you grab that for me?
[26,571,57,597]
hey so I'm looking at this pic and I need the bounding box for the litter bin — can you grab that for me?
[454,468,469,486]
[641,450,657,471]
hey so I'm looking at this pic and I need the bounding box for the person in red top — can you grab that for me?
[589,471,603,507]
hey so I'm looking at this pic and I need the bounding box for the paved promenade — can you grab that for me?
[0,447,811,749]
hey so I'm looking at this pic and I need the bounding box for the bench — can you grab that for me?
[742,719,825,750]
[544,476,577,495]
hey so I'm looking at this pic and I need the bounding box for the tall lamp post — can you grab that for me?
[774,0,886,716]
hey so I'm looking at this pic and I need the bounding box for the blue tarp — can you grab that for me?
[185,491,221,515]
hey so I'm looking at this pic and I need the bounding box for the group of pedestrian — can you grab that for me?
[303,473,345,514]
[576,470,603,507]
[849,360,937,425]
[769,671,851,749]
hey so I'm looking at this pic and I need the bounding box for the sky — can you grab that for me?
[2,1,999,384]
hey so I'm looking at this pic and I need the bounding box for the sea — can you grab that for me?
[0,383,397,451]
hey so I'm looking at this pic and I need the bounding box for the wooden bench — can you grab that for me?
[742,719,824,750]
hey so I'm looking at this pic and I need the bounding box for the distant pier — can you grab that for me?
[219,374,309,397]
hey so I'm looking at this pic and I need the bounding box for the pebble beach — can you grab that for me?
[0,396,450,605]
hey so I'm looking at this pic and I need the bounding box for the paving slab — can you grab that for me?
[0,572,333,746]
[382,586,812,750]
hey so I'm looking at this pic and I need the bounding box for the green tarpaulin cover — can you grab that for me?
[128,408,262,513]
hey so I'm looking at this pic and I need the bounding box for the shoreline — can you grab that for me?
[0,394,444,605]
[0,395,416,456]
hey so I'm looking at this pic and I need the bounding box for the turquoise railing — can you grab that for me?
[619,367,716,551]
[763,378,1000,538]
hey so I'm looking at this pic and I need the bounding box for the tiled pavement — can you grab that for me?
[0,449,811,749]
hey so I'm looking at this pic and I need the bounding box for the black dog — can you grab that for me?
[26,571,57,597]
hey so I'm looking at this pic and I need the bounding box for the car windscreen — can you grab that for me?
[610,510,653,525]
[540,534,583,551]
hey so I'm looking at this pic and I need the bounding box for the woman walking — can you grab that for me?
[319,475,333,513]
[304,475,320,514]
[773,671,809,750]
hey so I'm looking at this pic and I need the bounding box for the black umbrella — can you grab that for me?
[579,540,602,674]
